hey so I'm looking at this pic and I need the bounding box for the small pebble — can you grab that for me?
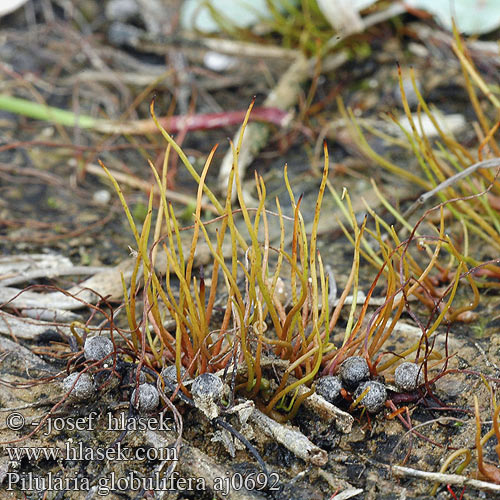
[273,277,290,306]
[105,0,138,22]
[203,51,236,72]
[394,77,422,109]
[92,189,111,205]
[394,362,422,392]
[315,376,343,403]
[63,372,95,401]
[339,356,370,389]
[354,381,387,413]
[131,383,159,413]
[108,21,142,46]
[191,373,224,420]
[84,337,114,361]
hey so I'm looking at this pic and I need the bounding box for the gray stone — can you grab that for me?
[105,0,139,22]
[107,22,143,47]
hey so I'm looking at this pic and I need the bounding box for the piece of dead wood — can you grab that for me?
[411,23,500,68]
[0,335,55,374]
[65,69,252,91]
[196,36,300,60]
[84,162,217,213]
[300,389,353,434]
[328,488,364,500]
[0,257,136,335]
[0,233,227,335]
[215,357,352,433]
[0,257,135,311]
[134,32,300,61]
[177,440,268,500]
[316,469,362,499]
[19,308,81,322]
[0,253,72,282]
[0,336,58,428]
[0,310,72,340]
[249,408,328,466]
[390,464,500,494]
[0,264,108,288]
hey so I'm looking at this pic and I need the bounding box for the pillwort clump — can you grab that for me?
[394,362,423,392]
[131,383,160,413]
[62,372,95,401]
[83,336,114,361]
[315,375,343,404]
[101,97,480,430]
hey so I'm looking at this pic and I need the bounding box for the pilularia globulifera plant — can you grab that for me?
[101,98,350,420]
[97,95,481,427]
[339,25,500,274]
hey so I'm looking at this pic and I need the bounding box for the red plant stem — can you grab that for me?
[446,484,466,500]
[136,107,290,134]
[0,107,290,136]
